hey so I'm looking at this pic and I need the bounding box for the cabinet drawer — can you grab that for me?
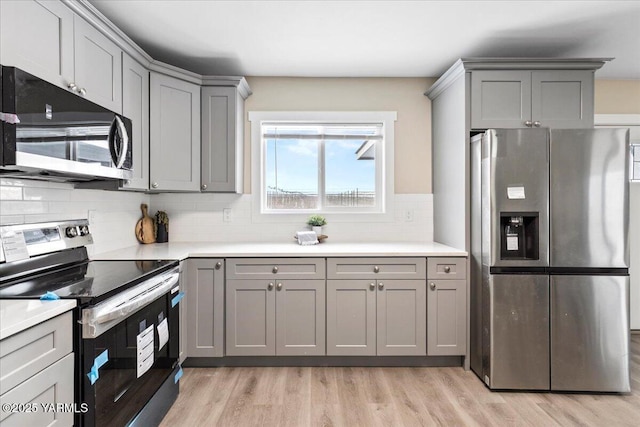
[0,312,72,395]
[0,353,74,426]
[427,257,467,280]
[226,258,325,280]
[327,258,426,280]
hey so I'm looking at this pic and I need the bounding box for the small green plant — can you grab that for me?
[306,215,327,227]
[155,210,169,232]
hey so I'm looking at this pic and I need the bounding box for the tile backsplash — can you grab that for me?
[1,178,434,256]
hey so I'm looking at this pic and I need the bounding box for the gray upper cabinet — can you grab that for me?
[427,258,467,356]
[186,259,225,358]
[0,0,74,89]
[121,54,149,191]
[201,80,251,193]
[0,0,123,113]
[471,69,594,129]
[150,72,201,191]
[73,15,122,113]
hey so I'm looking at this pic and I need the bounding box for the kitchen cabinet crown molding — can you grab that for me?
[201,76,253,99]
[425,57,611,100]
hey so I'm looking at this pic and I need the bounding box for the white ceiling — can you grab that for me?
[89,0,640,79]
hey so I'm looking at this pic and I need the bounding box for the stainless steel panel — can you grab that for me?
[550,129,630,268]
[487,274,550,390]
[551,275,630,392]
[485,129,549,267]
[470,134,483,375]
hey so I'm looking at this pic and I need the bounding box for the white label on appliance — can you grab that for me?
[0,230,30,262]
[507,186,526,200]
[136,324,154,378]
[157,318,169,351]
[507,235,519,251]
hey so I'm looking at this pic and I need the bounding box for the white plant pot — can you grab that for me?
[311,226,323,235]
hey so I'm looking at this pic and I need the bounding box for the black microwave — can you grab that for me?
[1,66,132,181]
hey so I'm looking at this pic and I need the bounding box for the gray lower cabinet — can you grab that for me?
[326,279,426,356]
[427,258,467,356]
[0,311,74,427]
[226,279,326,356]
[186,259,225,358]
[150,72,201,191]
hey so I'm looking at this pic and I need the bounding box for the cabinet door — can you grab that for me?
[226,279,276,356]
[121,54,149,190]
[427,279,467,356]
[275,280,325,356]
[377,280,426,356]
[0,0,74,89]
[150,73,201,191]
[326,280,376,356]
[201,86,243,192]
[471,70,532,129]
[0,353,74,427]
[531,70,594,129]
[73,15,122,113]
[186,259,225,358]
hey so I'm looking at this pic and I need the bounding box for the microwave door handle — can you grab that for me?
[108,116,129,169]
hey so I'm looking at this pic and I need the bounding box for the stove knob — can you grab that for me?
[80,225,90,236]
[66,227,78,238]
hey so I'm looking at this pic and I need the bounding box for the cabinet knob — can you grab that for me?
[430,282,436,290]
[373,266,380,273]
[378,282,384,290]
[215,262,222,270]
[201,184,208,190]
[369,283,375,290]
[533,121,541,127]
[524,120,533,127]
[151,182,159,189]
[67,82,77,91]
[78,87,87,96]
[272,266,278,274]
[124,180,131,185]
[444,266,451,273]
[276,282,283,291]
[268,282,274,291]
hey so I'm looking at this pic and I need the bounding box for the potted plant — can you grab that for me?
[155,210,169,243]
[307,214,327,235]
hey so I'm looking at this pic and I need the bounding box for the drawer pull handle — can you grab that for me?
[373,266,380,273]
[268,282,274,291]
[444,266,451,273]
[430,282,436,290]
[272,266,278,274]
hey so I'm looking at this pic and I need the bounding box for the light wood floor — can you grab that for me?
[160,335,640,426]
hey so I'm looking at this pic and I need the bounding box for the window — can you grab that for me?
[250,111,396,218]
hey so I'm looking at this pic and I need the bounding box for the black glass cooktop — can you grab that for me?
[0,259,178,304]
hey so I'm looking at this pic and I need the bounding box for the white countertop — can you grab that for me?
[92,241,467,261]
[0,299,76,340]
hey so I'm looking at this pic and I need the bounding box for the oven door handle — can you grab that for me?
[82,267,180,338]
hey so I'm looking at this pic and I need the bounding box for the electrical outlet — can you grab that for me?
[223,208,232,222]
[88,210,97,224]
[404,210,414,222]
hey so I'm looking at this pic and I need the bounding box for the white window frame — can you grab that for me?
[249,111,397,223]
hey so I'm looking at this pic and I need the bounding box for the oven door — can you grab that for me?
[80,270,180,427]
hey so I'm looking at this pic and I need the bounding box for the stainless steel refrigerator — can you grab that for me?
[470,127,630,392]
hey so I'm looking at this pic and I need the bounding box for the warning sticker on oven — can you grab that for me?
[157,318,169,351]
[1,229,29,262]
[137,324,154,378]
